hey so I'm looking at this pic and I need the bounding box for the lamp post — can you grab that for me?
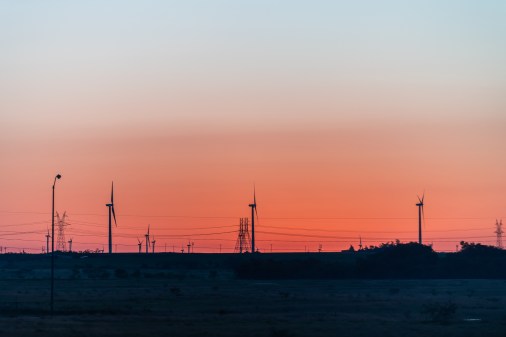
[51,173,61,315]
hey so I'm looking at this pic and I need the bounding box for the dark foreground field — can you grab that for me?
[1,253,505,337]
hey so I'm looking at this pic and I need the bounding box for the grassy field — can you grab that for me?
[0,253,505,337]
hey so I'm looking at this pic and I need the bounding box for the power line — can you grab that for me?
[261,225,493,233]
[1,210,502,220]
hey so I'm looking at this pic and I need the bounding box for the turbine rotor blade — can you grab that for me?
[112,206,117,226]
[111,181,114,204]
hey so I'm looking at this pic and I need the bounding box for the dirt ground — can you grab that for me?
[0,255,505,337]
[1,278,506,336]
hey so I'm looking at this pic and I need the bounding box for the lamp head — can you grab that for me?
[56,174,61,179]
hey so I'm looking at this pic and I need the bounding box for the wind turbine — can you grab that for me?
[248,186,258,253]
[137,238,143,253]
[151,236,156,254]
[45,228,51,255]
[106,182,117,254]
[145,225,150,254]
[416,193,425,244]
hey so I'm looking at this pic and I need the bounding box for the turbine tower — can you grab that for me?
[137,238,143,253]
[151,236,156,253]
[145,225,150,254]
[45,228,51,255]
[248,186,258,253]
[416,193,425,244]
[105,182,117,254]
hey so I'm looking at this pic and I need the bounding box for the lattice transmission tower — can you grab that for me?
[495,219,503,249]
[55,211,70,251]
[234,218,251,253]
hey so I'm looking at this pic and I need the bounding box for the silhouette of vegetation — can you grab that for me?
[234,242,506,279]
[442,241,506,278]
[356,242,438,278]
[459,241,502,255]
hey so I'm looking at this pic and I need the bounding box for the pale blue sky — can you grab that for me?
[1,0,505,132]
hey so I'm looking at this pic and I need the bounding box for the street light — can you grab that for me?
[51,173,61,315]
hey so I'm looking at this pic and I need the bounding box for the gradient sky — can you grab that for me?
[1,0,505,253]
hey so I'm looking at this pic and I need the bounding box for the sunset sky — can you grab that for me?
[1,1,505,253]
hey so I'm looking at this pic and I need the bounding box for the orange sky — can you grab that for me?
[1,1,505,253]
[1,120,505,253]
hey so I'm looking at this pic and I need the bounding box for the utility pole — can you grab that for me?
[495,219,503,249]
[51,173,61,315]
